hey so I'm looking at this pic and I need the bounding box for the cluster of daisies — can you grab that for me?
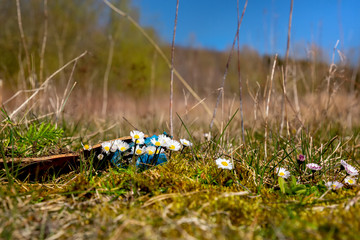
[82,130,192,169]
[275,154,358,191]
[213,153,359,191]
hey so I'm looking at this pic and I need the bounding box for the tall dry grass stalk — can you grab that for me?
[56,58,79,124]
[102,37,115,116]
[39,0,48,84]
[170,0,180,137]
[209,51,232,131]
[292,66,300,114]
[280,0,294,136]
[150,52,158,112]
[210,0,248,132]
[326,40,339,112]
[265,54,277,159]
[16,0,31,83]
[236,0,248,143]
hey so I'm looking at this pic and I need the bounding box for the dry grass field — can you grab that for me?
[1,0,360,239]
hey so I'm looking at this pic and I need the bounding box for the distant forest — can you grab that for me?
[1,0,358,100]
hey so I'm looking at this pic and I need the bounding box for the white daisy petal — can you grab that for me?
[158,134,171,147]
[81,143,92,151]
[101,141,112,155]
[151,138,163,147]
[134,138,145,145]
[344,176,356,185]
[130,130,145,143]
[180,139,192,147]
[146,146,156,155]
[110,144,118,152]
[325,181,343,190]
[277,167,290,179]
[133,146,145,156]
[215,158,233,170]
[166,139,181,151]
[117,140,130,152]
[306,163,322,171]
[345,164,358,176]
[341,160,348,168]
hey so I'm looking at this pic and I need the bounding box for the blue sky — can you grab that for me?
[131,0,360,62]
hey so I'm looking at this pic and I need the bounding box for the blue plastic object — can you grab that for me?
[110,134,168,170]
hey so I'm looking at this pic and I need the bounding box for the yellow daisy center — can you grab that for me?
[155,142,161,146]
[84,144,89,150]
[170,145,175,150]
[279,172,285,176]
[136,149,142,154]
[136,139,140,144]
[332,184,336,189]
[349,179,354,184]
[104,146,110,151]
[221,161,228,166]
[148,150,154,155]
[120,147,126,151]
[134,134,139,139]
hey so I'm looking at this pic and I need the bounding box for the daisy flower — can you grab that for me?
[130,130,145,143]
[97,153,104,160]
[325,181,344,190]
[340,160,348,169]
[151,137,165,147]
[117,140,130,152]
[277,167,290,179]
[146,146,156,155]
[297,154,305,162]
[130,130,144,140]
[180,139,193,147]
[166,139,181,151]
[132,146,145,156]
[341,160,359,176]
[134,138,145,145]
[345,165,359,176]
[81,143,92,151]
[306,163,322,171]
[344,176,356,185]
[215,158,233,170]
[158,134,171,146]
[110,141,118,152]
[101,141,112,155]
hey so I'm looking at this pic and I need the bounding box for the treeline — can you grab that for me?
[174,44,358,98]
[0,0,169,97]
[0,0,358,100]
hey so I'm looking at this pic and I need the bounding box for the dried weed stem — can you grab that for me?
[9,51,88,120]
[265,54,277,159]
[280,0,294,136]
[39,0,48,84]
[170,0,180,137]
[236,0,248,143]
[102,37,115,116]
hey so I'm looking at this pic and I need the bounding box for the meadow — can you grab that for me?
[1,0,360,239]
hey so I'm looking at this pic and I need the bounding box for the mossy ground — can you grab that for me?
[1,122,360,239]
